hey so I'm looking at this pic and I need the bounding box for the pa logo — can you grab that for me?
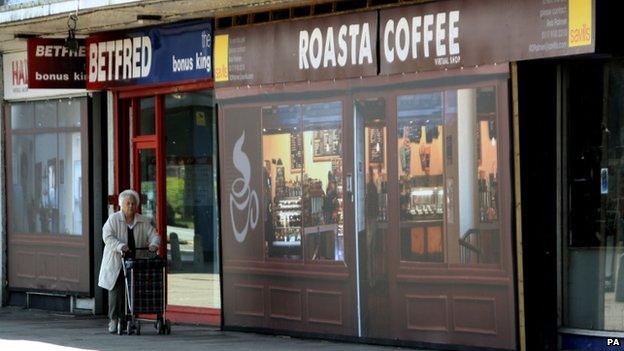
[608,338,621,346]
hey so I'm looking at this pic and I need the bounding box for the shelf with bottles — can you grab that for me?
[274,197,302,228]
[273,227,302,246]
[400,182,444,221]
[478,171,498,223]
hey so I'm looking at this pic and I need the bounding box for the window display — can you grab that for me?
[10,99,85,235]
[262,101,344,261]
[397,93,445,262]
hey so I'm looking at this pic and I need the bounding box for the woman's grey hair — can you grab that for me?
[118,189,140,207]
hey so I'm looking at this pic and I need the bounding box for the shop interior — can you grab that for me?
[262,101,344,261]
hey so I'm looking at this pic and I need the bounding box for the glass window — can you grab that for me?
[35,133,59,233]
[58,132,82,235]
[164,90,220,309]
[564,62,624,331]
[139,97,156,135]
[396,88,500,264]
[397,92,445,262]
[262,105,303,259]
[58,98,82,128]
[262,101,345,261]
[302,101,344,261]
[8,99,85,236]
[35,100,57,129]
[11,102,34,130]
[10,135,35,232]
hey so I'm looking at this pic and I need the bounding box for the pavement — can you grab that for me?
[0,306,424,351]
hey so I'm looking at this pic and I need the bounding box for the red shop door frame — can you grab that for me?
[113,80,220,325]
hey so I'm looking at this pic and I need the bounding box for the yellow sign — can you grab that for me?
[215,34,229,82]
[568,0,592,47]
[196,111,206,126]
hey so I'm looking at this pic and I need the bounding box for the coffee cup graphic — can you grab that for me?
[230,132,259,243]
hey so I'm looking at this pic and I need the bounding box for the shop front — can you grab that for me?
[215,0,595,350]
[2,50,100,310]
[86,20,220,324]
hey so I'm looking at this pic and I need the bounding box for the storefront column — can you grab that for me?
[457,89,477,239]
[0,57,5,306]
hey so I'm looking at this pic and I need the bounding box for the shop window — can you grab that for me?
[397,92,445,262]
[35,100,57,128]
[302,102,344,261]
[397,88,500,264]
[262,101,344,261]
[58,99,82,127]
[564,62,624,332]
[263,105,303,259]
[9,99,84,235]
[10,103,33,130]
[138,97,156,135]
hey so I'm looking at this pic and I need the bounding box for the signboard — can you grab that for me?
[215,11,378,87]
[215,0,594,87]
[27,38,86,89]
[379,0,595,74]
[86,21,212,89]
[3,52,85,100]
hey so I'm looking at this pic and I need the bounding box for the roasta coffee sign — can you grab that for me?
[215,11,377,87]
[86,21,212,89]
[380,0,595,74]
[27,38,87,89]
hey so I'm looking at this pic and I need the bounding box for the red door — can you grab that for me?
[114,82,220,325]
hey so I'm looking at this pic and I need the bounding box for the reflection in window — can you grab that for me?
[564,63,624,332]
[11,103,33,130]
[139,97,156,135]
[164,91,219,309]
[262,101,344,261]
[356,97,388,287]
[397,93,445,262]
[9,99,84,235]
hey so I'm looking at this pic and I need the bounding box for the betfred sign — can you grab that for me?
[27,38,87,89]
[86,21,212,89]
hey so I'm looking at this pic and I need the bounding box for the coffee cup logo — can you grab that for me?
[230,132,259,243]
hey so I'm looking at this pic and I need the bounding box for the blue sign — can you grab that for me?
[87,21,212,89]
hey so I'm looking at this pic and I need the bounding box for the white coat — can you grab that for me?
[97,211,160,291]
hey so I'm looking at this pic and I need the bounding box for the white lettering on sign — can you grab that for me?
[384,10,460,64]
[88,36,152,83]
[35,45,86,58]
[299,23,373,70]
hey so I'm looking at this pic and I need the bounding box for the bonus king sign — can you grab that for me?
[27,38,87,89]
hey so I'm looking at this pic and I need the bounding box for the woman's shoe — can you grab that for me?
[108,319,117,334]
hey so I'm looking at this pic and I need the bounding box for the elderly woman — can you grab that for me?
[98,189,160,333]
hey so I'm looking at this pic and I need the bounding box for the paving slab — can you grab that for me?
[0,307,434,351]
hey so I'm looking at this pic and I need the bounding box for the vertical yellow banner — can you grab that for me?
[215,34,229,82]
[568,0,592,47]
